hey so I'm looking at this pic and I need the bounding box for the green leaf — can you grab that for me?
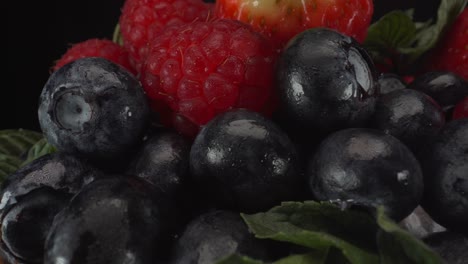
[376,207,444,264]
[20,138,57,167]
[273,250,329,264]
[0,129,43,157]
[0,154,22,182]
[400,0,467,60]
[215,254,264,264]
[364,10,417,54]
[241,201,380,264]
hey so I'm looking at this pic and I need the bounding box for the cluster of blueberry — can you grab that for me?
[0,27,467,264]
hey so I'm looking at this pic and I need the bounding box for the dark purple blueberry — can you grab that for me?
[38,57,150,164]
[44,177,176,264]
[276,28,379,134]
[190,109,301,213]
[408,71,468,112]
[371,89,445,152]
[423,231,468,264]
[378,73,406,94]
[127,131,190,197]
[0,153,102,217]
[171,210,271,264]
[420,119,468,235]
[1,187,69,263]
[307,128,423,221]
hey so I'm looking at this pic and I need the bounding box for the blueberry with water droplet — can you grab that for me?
[307,128,423,221]
[0,153,102,263]
[276,28,379,134]
[371,89,445,152]
[419,119,468,235]
[38,57,150,166]
[44,177,177,264]
[190,109,302,213]
[171,210,273,264]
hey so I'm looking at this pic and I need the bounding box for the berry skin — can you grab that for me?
[408,71,468,112]
[119,0,214,71]
[140,19,277,136]
[38,57,150,165]
[371,89,445,152]
[214,0,373,50]
[378,73,406,95]
[52,38,136,75]
[424,9,467,80]
[419,119,468,235]
[307,128,423,221]
[0,153,102,263]
[189,109,301,213]
[171,210,272,263]
[452,96,468,120]
[276,28,379,135]
[44,177,177,264]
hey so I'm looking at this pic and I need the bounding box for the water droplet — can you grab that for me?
[397,170,409,185]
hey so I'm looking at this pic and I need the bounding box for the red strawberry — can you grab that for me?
[425,8,467,80]
[214,0,373,50]
[139,19,277,137]
[119,0,214,72]
[52,38,135,74]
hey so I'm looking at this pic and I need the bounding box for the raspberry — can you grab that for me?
[119,0,214,72]
[140,19,276,136]
[52,38,135,74]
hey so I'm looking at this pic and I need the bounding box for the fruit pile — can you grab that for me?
[1,0,467,263]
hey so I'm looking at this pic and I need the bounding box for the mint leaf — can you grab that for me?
[215,254,264,264]
[0,129,43,157]
[400,0,467,60]
[364,11,417,54]
[376,207,443,264]
[21,138,56,167]
[273,250,329,264]
[0,154,22,182]
[241,201,380,264]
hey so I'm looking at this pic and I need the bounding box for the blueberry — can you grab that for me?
[190,109,301,213]
[423,231,468,264]
[378,73,406,95]
[0,153,102,215]
[408,71,468,112]
[127,131,190,197]
[307,128,423,221]
[1,187,69,263]
[276,28,379,134]
[419,119,468,235]
[0,153,102,263]
[371,89,445,152]
[171,210,271,264]
[44,177,176,264]
[38,57,150,164]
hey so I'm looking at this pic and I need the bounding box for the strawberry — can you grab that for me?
[214,0,373,50]
[424,8,467,80]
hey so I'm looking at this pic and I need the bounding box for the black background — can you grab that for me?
[3,0,437,132]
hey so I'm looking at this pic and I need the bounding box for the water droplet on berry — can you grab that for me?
[397,170,409,186]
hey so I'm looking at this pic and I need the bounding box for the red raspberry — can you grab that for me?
[214,0,373,51]
[119,0,214,72]
[140,19,277,136]
[425,9,467,80]
[52,38,135,74]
